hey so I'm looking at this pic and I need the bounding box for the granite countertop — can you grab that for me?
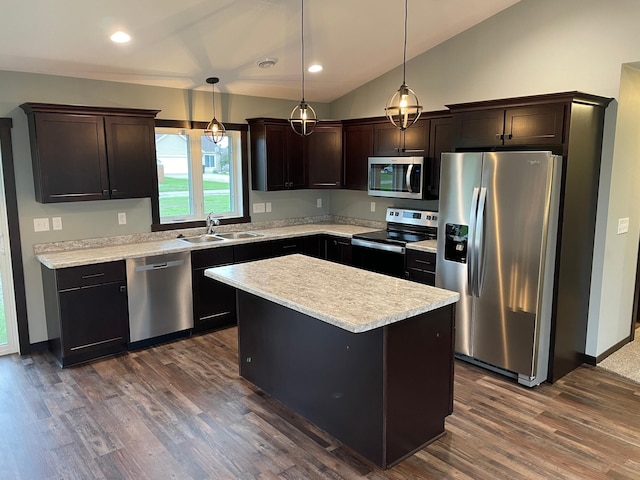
[36,223,380,269]
[406,239,437,253]
[205,254,459,333]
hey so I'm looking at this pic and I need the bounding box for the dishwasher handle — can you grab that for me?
[134,259,186,272]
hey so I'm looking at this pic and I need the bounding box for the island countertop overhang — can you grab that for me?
[205,254,459,333]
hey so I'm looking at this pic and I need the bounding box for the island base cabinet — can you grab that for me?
[237,291,454,469]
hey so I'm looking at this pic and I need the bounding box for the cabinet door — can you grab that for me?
[427,117,453,199]
[287,128,306,189]
[374,123,401,155]
[402,119,430,154]
[104,116,157,199]
[326,236,353,265]
[192,269,236,333]
[234,242,273,263]
[504,104,565,146]
[307,125,342,188]
[263,124,289,190]
[58,282,128,365]
[406,250,436,286]
[270,237,306,257]
[453,109,505,149]
[31,113,110,202]
[343,124,374,190]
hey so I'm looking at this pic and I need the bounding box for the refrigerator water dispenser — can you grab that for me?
[444,224,468,263]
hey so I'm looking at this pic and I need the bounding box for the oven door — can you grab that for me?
[351,239,406,278]
[368,157,424,199]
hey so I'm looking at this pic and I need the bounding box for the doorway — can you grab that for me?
[0,126,18,355]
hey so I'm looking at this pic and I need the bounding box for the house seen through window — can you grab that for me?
[155,127,244,224]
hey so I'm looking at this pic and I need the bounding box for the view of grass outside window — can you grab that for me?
[155,128,243,223]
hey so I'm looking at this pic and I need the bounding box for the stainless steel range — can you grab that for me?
[351,207,437,277]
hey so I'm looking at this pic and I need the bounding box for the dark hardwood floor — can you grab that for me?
[1,327,639,479]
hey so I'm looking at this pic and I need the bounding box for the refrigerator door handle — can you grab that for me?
[475,187,488,297]
[468,187,480,295]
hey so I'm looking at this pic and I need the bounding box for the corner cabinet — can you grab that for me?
[41,261,129,367]
[248,118,305,191]
[342,120,374,191]
[20,103,160,203]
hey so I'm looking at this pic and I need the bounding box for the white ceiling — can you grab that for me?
[0,0,520,103]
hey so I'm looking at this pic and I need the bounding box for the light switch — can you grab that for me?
[118,212,127,225]
[370,202,376,213]
[52,217,62,231]
[266,202,272,213]
[253,203,266,213]
[617,217,629,235]
[317,198,322,208]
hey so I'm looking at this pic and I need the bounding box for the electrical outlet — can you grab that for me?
[266,202,272,213]
[370,201,376,212]
[52,217,62,231]
[33,218,50,232]
[118,212,127,225]
[317,198,322,208]
[617,217,629,235]
[253,203,266,213]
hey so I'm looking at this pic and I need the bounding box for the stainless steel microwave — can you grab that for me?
[368,156,425,199]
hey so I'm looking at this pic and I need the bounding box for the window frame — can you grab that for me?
[151,119,250,231]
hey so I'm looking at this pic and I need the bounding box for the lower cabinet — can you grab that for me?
[406,250,436,286]
[41,261,129,367]
[191,246,237,334]
[326,236,353,265]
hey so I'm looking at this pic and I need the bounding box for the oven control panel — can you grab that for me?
[386,208,438,228]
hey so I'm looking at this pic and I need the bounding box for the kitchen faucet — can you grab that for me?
[206,212,220,235]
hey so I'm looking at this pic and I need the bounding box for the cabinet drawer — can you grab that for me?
[271,238,306,257]
[406,268,435,286]
[234,242,273,263]
[406,251,436,273]
[191,246,234,269]
[56,261,126,290]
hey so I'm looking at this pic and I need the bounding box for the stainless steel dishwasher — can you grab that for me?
[126,252,193,345]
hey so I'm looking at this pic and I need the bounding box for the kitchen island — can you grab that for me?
[205,254,459,469]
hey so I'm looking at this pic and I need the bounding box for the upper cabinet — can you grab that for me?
[449,98,566,150]
[342,121,374,191]
[373,119,430,156]
[306,122,343,189]
[248,118,305,191]
[20,103,159,203]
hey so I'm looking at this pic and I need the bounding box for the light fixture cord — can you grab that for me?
[212,82,216,119]
[402,0,408,85]
[301,0,305,102]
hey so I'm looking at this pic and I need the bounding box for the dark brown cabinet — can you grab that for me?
[426,116,454,199]
[41,261,129,367]
[325,236,353,265]
[248,118,305,191]
[191,246,236,333]
[306,122,343,188]
[20,103,159,203]
[451,103,565,149]
[374,119,430,155]
[342,121,374,191]
[406,250,436,286]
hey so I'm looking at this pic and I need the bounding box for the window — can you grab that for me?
[153,124,248,227]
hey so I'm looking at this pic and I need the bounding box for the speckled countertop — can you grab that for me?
[406,239,437,253]
[205,254,458,333]
[36,223,381,269]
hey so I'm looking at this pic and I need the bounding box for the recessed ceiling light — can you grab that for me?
[308,64,323,73]
[257,57,278,69]
[110,31,131,44]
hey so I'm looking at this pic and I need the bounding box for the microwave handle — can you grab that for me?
[406,164,414,193]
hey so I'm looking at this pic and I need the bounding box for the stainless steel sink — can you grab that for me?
[178,235,226,244]
[215,232,264,240]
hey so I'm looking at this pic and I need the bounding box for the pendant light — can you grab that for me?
[385,0,422,130]
[205,77,225,144]
[289,0,317,136]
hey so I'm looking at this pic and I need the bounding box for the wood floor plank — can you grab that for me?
[1,327,640,479]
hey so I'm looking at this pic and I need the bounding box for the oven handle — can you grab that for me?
[351,238,406,254]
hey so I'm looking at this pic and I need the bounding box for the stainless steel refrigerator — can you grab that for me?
[436,151,562,387]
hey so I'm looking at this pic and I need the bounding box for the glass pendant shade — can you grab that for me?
[289,0,316,136]
[290,100,317,136]
[204,76,225,144]
[385,83,422,130]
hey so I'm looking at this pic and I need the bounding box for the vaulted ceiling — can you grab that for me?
[0,0,520,102]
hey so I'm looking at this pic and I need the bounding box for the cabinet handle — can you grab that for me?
[81,273,105,279]
[112,189,118,195]
[402,149,425,153]
[495,134,503,140]
[282,244,297,249]
[102,189,109,196]
[313,182,339,187]
[120,286,127,293]
[505,133,513,140]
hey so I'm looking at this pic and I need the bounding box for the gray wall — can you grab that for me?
[0,69,334,343]
[330,0,640,358]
